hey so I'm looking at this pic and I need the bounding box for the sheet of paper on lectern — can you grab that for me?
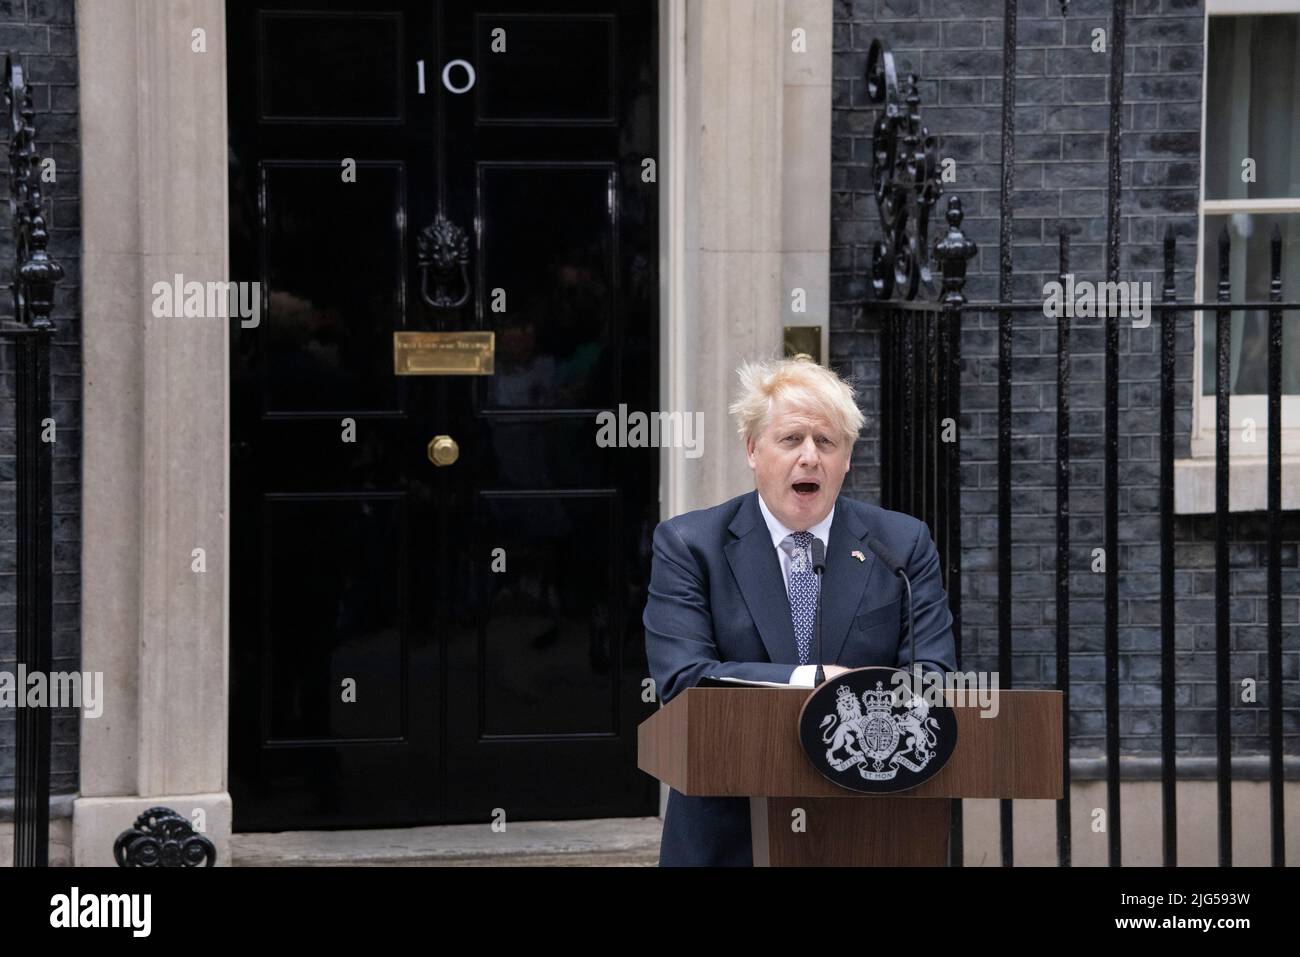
[694,675,800,689]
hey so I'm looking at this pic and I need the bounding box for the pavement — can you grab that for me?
[230,815,663,867]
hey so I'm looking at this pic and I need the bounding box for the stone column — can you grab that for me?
[74,0,231,865]
[661,0,832,519]
[657,0,832,818]
[661,0,786,517]
[782,0,833,374]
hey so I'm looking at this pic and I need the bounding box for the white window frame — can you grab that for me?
[1177,0,1300,512]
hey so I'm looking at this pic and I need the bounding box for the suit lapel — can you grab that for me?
[724,490,877,667]
[724,491,797,664]
[820,499,875,665]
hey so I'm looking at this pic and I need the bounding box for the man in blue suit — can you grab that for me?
[643,357,957,866]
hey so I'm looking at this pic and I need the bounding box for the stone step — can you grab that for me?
[230,816,663,867]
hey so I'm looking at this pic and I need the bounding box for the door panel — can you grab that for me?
[476,490,618,737]
[261,162,407,413]
[263,494,407,742]
[228,0,658,830]
[477,163,616,410]
[258,10,408,121]
[474,13,616,123]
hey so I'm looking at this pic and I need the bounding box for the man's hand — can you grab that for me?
[821,665,852,680]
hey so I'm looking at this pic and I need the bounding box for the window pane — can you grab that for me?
[1201,213,1300,396]
[1205,15,1300,201]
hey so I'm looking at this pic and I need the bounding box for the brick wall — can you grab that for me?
[0,0,80,801]
[831,0,1300,758]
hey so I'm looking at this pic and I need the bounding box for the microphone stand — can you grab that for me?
[901,572,916,696]
[865,537,919,697]
[811,538,826,685]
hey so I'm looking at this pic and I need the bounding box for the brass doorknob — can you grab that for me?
[428,435,459,466]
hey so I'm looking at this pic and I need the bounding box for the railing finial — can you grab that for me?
[933,196,978,307]
[5,53,64,330]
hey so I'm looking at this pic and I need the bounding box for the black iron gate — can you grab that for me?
[864,1,1294,868]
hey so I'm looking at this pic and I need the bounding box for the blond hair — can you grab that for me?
[728,356,865,447]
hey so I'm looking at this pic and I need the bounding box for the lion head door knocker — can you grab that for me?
[394,210,493,376]
[417,211,471,310]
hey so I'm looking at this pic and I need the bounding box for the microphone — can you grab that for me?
[810,537,826,685]
[865,536,918,694]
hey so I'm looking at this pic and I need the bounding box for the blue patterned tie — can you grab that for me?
[786,531,819,665]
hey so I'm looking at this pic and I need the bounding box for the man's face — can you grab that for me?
[746,396,852,530]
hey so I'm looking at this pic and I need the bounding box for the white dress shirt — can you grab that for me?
[755,491,834,688]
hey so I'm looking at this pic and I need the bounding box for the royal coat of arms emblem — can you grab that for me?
[797,666,957,793]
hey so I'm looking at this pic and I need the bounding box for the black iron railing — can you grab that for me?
[863,16,1293,869]
[3,53,63,868]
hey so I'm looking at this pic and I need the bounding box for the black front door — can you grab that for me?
[227,0,659,830]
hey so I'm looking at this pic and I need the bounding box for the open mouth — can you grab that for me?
[792,481,820,499]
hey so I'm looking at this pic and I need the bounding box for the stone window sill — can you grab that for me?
[1173,455,1300,514]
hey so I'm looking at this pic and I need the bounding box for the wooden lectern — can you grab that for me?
[638,685,1063,866]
